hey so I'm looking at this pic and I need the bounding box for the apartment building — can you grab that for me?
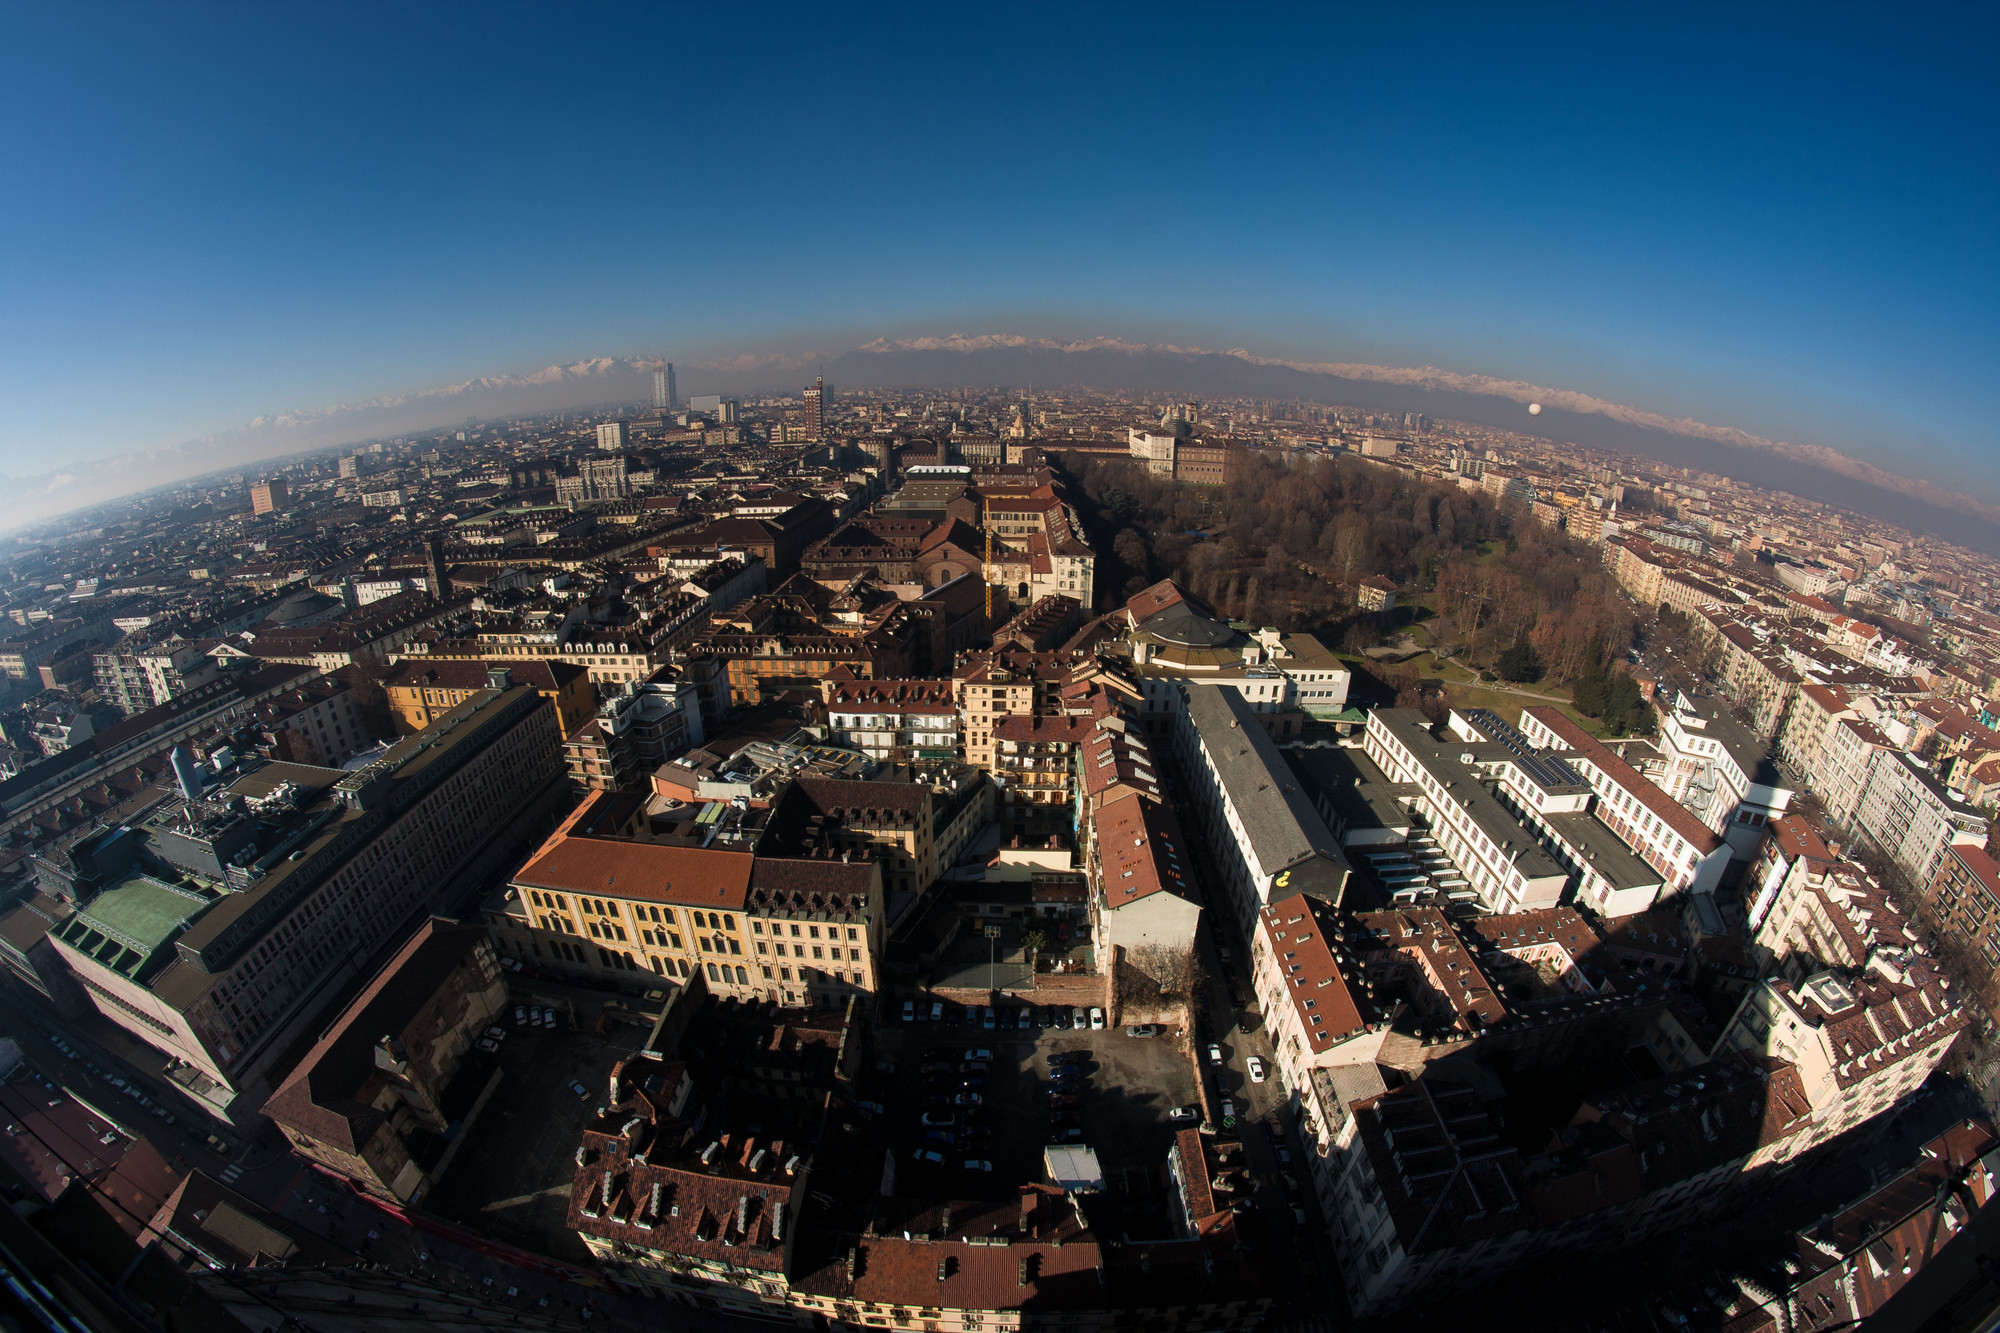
[382,657,595,737]
[1854,749,1988,891]
[47,682,563,1122]
[567,1051,803,1316]
[819,675,959,762]
[1718,964,1966,1145]
[247,673,368,767]
[1172,683,1351,930]
[1751,859,1919,981]
[497,785,893,1005]
[954,649,1072,771]
[1926,843,2000,981]
[562,673,706,792]
[1815,715,1896,831]
[1085,786,1202,996]
[1702,615,1801,739]
[993,713,1093,833]
[1743,814,1836,935]
[1776,682,1852,782]
[92,639,220,717]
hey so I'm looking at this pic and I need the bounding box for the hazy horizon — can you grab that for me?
[4,6,1995,538]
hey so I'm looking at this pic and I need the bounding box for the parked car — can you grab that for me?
[1292,1205,1308,1226]
[483,1026,506,1042]
[922,1061,954,1074]
[963,1159,994,1173]
[920,1111,956,1128]
[924,1130,956,1146]
[476,1036,500,1053]
[1125,1024,1158,1038]
[1220,1098,1237,1120]
[857,1100,885,1116]
[1168,1105,1201,1123]
[1088,1007,1105,1030]
[902,999,916,1022]
[930,1001,945,1021]
[1247,1057,1268,1084]
[960,1126,992,1143]
[958,1078,985,1091]
[1038,1008,1056,1028]
[963,1006,980,1026]
[1048,1094,1078,1109]
[1016,1008,1032,1030]
[954,1092,983,1107]
[1053,1008,1071,1029]
[1275,1147,1293,1165]
[1071,1007,1088,1029]
[1207,1043,1224,1065]
[1051,1066,1082,1083]
[567,1080,591,1100]
[912,1149,945,1165]
[1050,1126,1085,1143]
[515,1005,528,1026]
[959,1061,988,1074]
[964,1048,993,1062]
[1046,1051,1081,1067]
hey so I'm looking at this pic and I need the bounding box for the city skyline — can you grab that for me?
[1,5,1995,532]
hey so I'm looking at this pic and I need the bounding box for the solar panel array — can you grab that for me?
[1461,707,1585,790]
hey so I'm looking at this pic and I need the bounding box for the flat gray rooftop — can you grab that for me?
[1183,684,1352,890]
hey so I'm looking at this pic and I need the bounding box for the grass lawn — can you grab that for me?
[1440,682,1612,737]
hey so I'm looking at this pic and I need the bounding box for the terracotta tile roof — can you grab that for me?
[514,831,754,909]
[1764,813,1833,867]
[1260,901,1368,1051]
[1465,907,1605,960]
[1092,793,1192,908]
[823,678,957,712]
[1351,906,1506,1028]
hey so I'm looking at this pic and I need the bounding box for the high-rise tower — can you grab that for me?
[655,364,677,411]
[803,375,824,440]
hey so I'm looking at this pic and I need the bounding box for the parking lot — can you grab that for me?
[868,1002,1201,1196]
[422,995,653,1260]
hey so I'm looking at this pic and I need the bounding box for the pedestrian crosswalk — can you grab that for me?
[219,1162,244,1186]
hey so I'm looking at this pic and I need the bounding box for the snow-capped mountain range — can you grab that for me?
[4,335,1993,549]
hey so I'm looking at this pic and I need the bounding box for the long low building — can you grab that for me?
[1172,682,1351,928]
[47,680,564,1122]
[1518,706,1732,897]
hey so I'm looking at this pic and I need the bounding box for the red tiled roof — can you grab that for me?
[1764,813,1833,867]
[514,834,754,908]
[1259,902,1367,1051]
[1093,793,1192,908]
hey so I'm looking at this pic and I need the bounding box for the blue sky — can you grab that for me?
[2,4,1995,498]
